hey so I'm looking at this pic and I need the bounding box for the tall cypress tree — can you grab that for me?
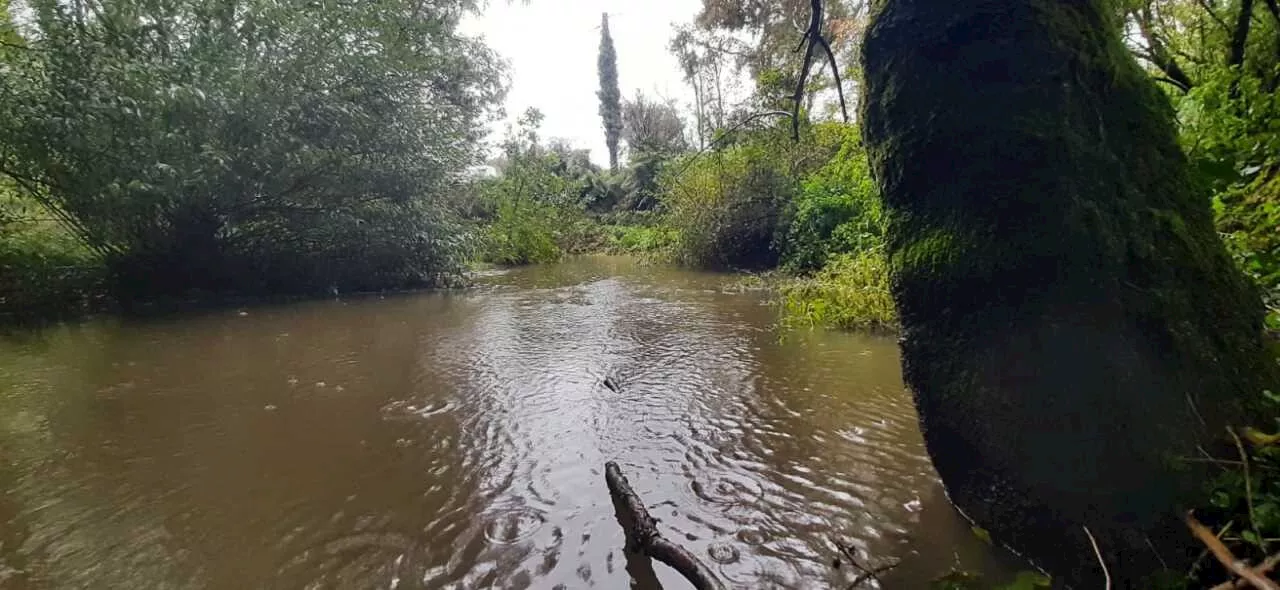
[597,12,622,171]
[862,0,1278,585]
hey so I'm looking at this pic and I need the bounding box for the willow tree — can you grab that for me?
[0,0,503,297]
[597,13,622,171]
[861,0,1277,585]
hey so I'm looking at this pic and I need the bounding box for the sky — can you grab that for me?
[460,0,703,167]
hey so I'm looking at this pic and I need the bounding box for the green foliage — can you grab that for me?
[1180,67,1280,317]
[1,188,105,317]
[1131,0,1280,329]
[779,249,896,332]
[471,109,605,265]
[782,123,883,272]
[482,197,562,265]
[659,123,796,269]
[1191,416,1280,587]
[607,224,676,254]
[0,0,502,299]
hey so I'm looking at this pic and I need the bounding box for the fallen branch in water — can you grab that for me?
[832,539,899,588]
[604,461,726,590]
[1188,511,1280,590]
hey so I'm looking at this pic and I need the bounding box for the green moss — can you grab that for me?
[890,227,964,278]
[861,0,1277,584]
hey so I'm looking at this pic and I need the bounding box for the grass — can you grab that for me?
[778,248,898,332]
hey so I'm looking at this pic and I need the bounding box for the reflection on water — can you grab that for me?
[0,256,1018,589]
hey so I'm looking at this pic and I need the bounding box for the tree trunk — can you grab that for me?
[1228,0,1256,69]
[860,0,1277,586]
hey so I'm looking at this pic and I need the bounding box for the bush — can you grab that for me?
[1,192,105,317]
[782,124,884,272]
[1178,67,1280,329]
[608,224,677,254]
[660,127,795,269]
[778,249,897,332]
[479,198,562,265]
[0,0,502,298]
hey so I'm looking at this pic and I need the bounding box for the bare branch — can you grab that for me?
[1211,554,1280,590]
[1198,0,1233,31]
[790,0,821,141]
[815,34,849,123]
[1083,526,1111,590]
[1132,7,1197,89]
[1188,511,1280,590]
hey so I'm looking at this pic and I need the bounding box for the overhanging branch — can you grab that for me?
[790,0,849,141]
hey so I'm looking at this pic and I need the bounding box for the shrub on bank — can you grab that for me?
[781,124,884,272]
[659,129,794,270]
[1,194,105,317]
[0,0,500,300]
[607,224,676,254]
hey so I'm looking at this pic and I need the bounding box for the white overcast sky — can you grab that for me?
[460,0,703,166]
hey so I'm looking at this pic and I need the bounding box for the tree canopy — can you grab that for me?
[0,0,503,297]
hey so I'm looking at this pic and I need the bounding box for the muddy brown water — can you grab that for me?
[0,256,1022,589]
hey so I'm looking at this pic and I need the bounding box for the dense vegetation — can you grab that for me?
[0,0,501,316]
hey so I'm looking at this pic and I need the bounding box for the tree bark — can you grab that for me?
[1228,0,1256,69]
[861,0,1277,586]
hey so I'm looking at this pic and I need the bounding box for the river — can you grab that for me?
[0,256,1019,589]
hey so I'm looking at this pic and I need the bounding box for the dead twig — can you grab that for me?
[1188,511,1280,590]
[1083,526,1111,590]
[1210,553,1280,590]
[832,540,898,588]
[1231,427,1265,553]
[790,0,849,141]
[1190,521,1237,581]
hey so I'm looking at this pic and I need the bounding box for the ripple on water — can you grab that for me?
[685,471,765,508]
[482,507,547,545]
[379,399,454,421]
[707,542,740,565]
[734,526,773,547]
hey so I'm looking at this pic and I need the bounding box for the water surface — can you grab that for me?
[0,256,1017,588]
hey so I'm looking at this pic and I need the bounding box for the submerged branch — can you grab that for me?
[833,538,899,588]
[604,461,725,590]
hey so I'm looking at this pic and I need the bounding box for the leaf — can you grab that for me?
[1244,426,1280,447]
[971,525,992,545]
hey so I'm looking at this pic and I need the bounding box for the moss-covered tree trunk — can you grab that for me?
[861,0,1277,585]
